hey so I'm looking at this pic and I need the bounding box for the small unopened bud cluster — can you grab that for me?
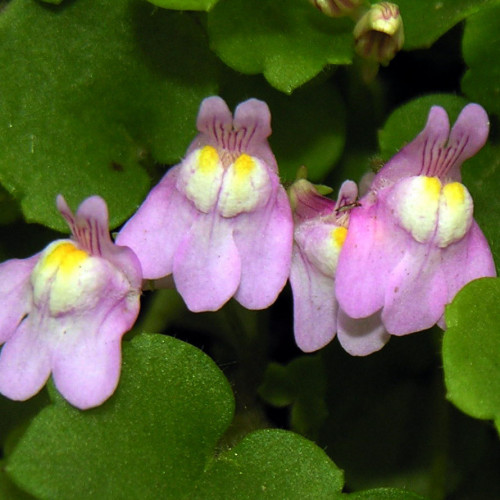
[353,2,404,65]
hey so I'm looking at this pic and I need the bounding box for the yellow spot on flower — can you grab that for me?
[43,242,88,275]
[31,240,110,315]
[197,145,220,173]
[331,227,348,248]
[218,155,271,218]
[393,176,441,244]
[437,182,473,247]
[233,154,255,178]
[442,182,466,208]
[422,176,442,198]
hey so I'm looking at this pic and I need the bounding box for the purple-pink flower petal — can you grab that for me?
[445,104,489,181]
[191,96,234,153]
[52,336,121,410]
[337,309,390,356]
[116,167,198,279]
[232,99,276,170]
[58,195,113,257]
[335,199,405,319]
[381,243,447,335]
[439,221,496,323]
[0,255,38,343]
[289,245,337,352]
[0,320,51,401]
[173,215,241,312]
[233,187,293,310]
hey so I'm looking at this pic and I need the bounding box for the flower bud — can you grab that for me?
[309,0,364,18]
[353,2,404,65]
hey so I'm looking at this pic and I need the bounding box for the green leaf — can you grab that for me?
[0,462,34,500]
[0,186,20,226]
[345,487,426,499]
[6,334,235,499]
[396,0,498,50]
[146,0,219,10]
[4,331,430,498]
[192,428,345,498]
[0,0,217,231]
[259,356,328,439]
[461,4,500,117]
[0,391,49,452]
[207,0,353,94]
[267,84,346,182]
[443,278,500,433]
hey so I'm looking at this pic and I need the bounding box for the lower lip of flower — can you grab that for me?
[180,146,272,218]
[31,240,107,315]
[391,175,473,247]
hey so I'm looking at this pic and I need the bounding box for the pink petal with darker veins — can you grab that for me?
[371,106,451,190]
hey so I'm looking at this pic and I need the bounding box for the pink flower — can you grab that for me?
[117,96,293,312]
[289,178,389,354]
[0,196,142,409]
[336,104,496,335]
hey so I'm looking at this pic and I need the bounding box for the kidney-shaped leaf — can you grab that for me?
[397,0,497,49]
[192,428,344,498]
[208,0,353,94]
[146,0,219,10]
[6,334,235,499]
[0,0,217,231]
[461,4,500,117]
[443,278,500,434]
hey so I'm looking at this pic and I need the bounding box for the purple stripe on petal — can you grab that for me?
[373,105,489,189]
[233,99,271,147]
[195,96,233,153]
[372,106,450,190]
[57,195,114,258]
[445,104,489,181]
[233,99,277,172]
